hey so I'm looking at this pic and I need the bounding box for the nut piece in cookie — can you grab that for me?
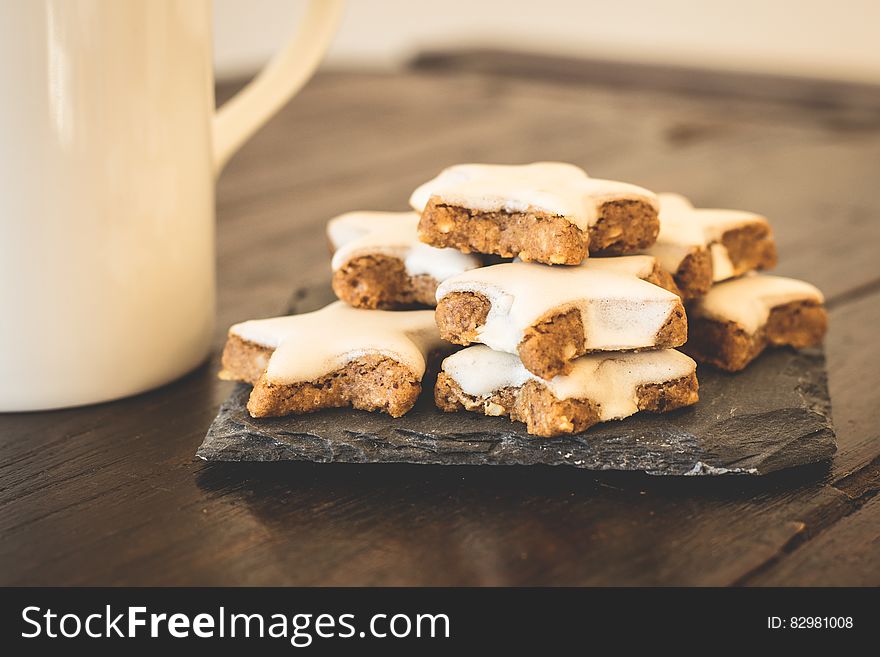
[220,301,444,418]
[436,345,698,437]
[684,274,826,371]
[644,193,777,298]
[410,162,659,264]
[435,260,687,380]
[327,211,481,309]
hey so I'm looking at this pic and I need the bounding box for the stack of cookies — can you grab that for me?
[219,162,827,438]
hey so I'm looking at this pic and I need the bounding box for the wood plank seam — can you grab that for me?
[410,49,880,111]
[824,275,880,311]
[733,473,880,585]
[832,454,880,499]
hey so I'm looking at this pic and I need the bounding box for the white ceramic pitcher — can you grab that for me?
[0,0,345,411]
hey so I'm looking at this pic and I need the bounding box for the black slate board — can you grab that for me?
[198,284,836,475]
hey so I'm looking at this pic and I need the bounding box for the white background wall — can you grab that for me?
[213,0,880,84]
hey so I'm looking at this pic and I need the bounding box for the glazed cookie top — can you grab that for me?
[578,254,660,279]
[327,211,481,281]
[409,162,658,231]
[230,301,444,384]
[690,274,824,334]
[443,345,696,421]
[512,254,660,279]
[647,193,771,280]
[436,261,682,353]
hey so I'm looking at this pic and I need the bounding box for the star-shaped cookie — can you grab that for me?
[644,193,777,298]
[410,162,660,264]
[435,258,686,379]
[327,210,481,308]
[220,301,445,417]
[684,273,826,371]
[436,345,699,437]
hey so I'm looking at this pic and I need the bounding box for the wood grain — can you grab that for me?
[750,493,880,586]
[823,291,880,480]
[1,54,879,585]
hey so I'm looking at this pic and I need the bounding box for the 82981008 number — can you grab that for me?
[790,617,853,629]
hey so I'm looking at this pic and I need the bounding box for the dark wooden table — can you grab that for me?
[3,52,879,586]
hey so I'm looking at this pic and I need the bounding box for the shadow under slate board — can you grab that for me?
[198,284,836,476]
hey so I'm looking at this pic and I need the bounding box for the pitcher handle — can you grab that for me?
[212,0,345,176]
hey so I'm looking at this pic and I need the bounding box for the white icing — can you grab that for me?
[444,346,534,393]
[409,162,658,231]
[436,261,681,354]
[646,193,770,281]
[326,210,382,251]
[327,211,480,282]
[443,345,696,421]
[512,254,660,280]
[709,242,735,281]
[230,301,443,384]
[579,254,658,280]
[656,192,693,213]
[690,274,824,334]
